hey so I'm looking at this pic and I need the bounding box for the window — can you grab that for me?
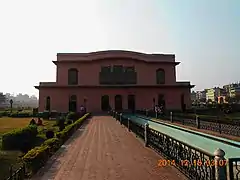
[124,66,136,84]
[68,68,78,85]
[113,65,123,73]
[101,66,111,73]
[158,94,165,109]
[156,69,165,84]
[125,66,135,73]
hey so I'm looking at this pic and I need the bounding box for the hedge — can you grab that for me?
[9,112,32,117]
[22,113,90,174]
[2,125,38,150]
[22,138,61,173]
[66,112,79,121]
[56,113,89,143]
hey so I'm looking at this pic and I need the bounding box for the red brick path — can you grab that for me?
[31,116,187,180]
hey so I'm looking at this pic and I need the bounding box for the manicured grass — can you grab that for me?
[0,117,57,135]
[0,117,31,134]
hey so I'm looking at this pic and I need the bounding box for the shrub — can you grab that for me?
[67,120,73,125]
[56,113,89,143]
[23,145,50,173]
[2,125,38,150]
[57,117,65,131]
[42,111,50,120]
[43,138,61,151]
[23,114,89,175]
[9,112,32,118]
[32,108,38,116]
[66,112,79,121]
[29,119,36,125]
[45,130,55,139]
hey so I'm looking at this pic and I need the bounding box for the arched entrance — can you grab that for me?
[128,95,135,111]
[158,94,165,108]
[115,95,122,111]
[101,95,110,111]
[46,96,51,111]
[69,95,77,112]
[181,94,186,112]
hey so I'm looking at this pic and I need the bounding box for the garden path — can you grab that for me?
[31,116,186,180]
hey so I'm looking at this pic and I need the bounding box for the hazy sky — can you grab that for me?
[0,0,239,97]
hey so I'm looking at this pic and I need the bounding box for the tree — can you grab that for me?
[199,98,206,103]
[225,95,230,102]
[0,92,6,104]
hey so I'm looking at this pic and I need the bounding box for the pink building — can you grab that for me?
[35,50,194,113]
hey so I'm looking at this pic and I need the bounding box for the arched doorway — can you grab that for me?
[46,96,51,111]
[69,95,77,112]
[181,94,186,112]
[115,95,122,111]
[101,95,110,111]
[128,95,135,112]
[158,94,165,108]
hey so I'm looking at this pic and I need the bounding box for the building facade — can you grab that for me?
[206,87,226,102]
[223,83,240,97]
[196,90,207,101]
[230,86,240,98]
[35,50,194,113]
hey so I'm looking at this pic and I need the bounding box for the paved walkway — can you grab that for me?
[32,116,186,180]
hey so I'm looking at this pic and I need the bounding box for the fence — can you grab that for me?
[136,109,240,137]
[111,110,240,180]
[228,158,240,180]
[5,164,26,180]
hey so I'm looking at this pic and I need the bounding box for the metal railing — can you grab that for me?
[229,158,240,180]
[111,110,240,180]
[136,109,240,137]
[5,164,26,180]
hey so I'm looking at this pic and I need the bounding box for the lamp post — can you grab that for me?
[10,99,13,113]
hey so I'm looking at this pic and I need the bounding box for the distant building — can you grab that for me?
[196,90,207,101]
[230,86,240,98]
[223,83,240,97]
[191,91,197,101]
[206,87,225,102]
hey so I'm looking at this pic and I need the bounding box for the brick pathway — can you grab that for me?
[31,116,187,180]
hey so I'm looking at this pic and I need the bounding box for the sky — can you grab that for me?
[0,0,239,97]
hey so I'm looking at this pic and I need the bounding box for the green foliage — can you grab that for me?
[66,112,79,121]
[42,111,50,120]
[23,138,61,173]
[45,130,54,139]
[23,113,90,175]
[29,119,36,126]
[56,113,89,143]
[67,120,73,125]
[9,112,32,118]
[2,125,38,151]
[57,117,65,131]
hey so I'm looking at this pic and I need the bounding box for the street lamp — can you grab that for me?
[10,99,13,113]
